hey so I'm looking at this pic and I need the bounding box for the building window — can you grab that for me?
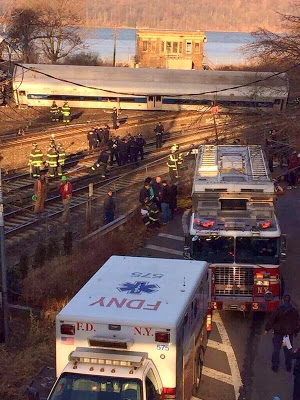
[186,41,192,54]
[151,41,157,52]
[195,42,200,54]
[142,41,148,52]
[172,42,178,53]
[166,41,172,53]
[161,41,165,53]
[179,42,183,53]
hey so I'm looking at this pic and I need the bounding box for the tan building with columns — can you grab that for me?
[136,29,206,70]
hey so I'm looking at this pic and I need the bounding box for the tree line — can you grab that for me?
[0,0,294,32]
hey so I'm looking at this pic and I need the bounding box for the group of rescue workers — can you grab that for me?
[29,140,66,178]
[50,101,71,123]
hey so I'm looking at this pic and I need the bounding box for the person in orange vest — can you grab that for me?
[33,171,49,214]
[287,151,299,189]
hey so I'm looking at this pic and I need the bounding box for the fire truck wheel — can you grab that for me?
[193,347,204,395]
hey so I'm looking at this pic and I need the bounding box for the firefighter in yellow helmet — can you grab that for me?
[167,144,183,183]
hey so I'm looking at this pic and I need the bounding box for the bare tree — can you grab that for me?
[38,0,84,64]
[4,7,41,62]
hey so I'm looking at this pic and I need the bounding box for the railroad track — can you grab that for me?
[4,124,233,242]
[0,110,200,149]
[2,122,217,209]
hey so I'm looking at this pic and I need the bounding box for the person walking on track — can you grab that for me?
[91,148,109,177]
[46,142,58,178]
[58,175,73,222]
[33,171,49,214]
[29,142,43,178]
[104,190,116,224]
[61,101,71,123]
[57,143,66,177]
[50,101,59,122]
[265,294,300,373]
[154,121,164,148]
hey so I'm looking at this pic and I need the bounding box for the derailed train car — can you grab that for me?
[13,64,289,112]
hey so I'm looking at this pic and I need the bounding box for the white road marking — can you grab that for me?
[144,245,183,256]
[202,366,233,385]
[157,233,184,241]
[213,311,243,399]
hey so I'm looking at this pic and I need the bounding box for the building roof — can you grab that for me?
[13,64,289,99]
[57,256,208,328]
[137,28,205,37]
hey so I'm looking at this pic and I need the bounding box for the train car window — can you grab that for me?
[151,41,157,52]
[194,42,200,54]
[274,99,281,104]
[185,41,192,54]
[19,90,26,96]
[156,96,162,102]
[142,41,148,52]
[166,42,171,53]
[161,41,165,53]
[172,42,178,53]
[179,42,183,53]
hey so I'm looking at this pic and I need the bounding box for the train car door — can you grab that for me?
[147,95,162,110]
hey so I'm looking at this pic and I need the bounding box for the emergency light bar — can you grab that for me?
[70,349,145,367]
[88,337,133,350]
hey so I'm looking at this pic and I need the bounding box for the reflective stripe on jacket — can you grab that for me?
[29,149,43,166]
[47,149,58,166]
[61,105,70,116]
[58,150,66,165]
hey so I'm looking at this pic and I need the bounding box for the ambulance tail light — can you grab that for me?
[155,332,170,343]
[162,387,176,399]
[60,324,75,335]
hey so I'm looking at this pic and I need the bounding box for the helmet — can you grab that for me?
[171,144,178,151]
[61,175,67,181]
[32,142,37,147]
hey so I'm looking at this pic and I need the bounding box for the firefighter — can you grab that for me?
[103,124,110,143]
[61,101,71,123]
[29,143,43,178]
[142,198,160,228]
[47,142,58,178]
[57,143,66,177]
[167,144,183,183]
[50,101,59,122]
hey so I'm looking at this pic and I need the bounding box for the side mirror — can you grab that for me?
[280,234,287,261]
[26,387,40,400]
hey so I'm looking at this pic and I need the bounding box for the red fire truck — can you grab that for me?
[183,144,287,312]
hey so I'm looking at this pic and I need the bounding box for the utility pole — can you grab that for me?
[0,167,9,344]
[113,25,117,67]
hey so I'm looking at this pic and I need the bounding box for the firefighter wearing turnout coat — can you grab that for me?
[57,143,66,177]
[29,143,43,178]
[47,142,58,178]
[141,198,160,228]
[61,101,71,123]
[167,144,183,183]
[50,101,59,122]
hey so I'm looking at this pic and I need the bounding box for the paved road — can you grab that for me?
[31,184,299,400]
[137,186,300,400]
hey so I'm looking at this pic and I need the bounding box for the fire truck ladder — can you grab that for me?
[199,145,218,172]
[248,145,268,180]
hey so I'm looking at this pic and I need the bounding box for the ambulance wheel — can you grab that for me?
[193,347,204,395]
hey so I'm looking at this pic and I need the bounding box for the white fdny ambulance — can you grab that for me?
[47,256,211,400]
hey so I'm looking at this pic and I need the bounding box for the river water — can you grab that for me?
[83,28,253,66]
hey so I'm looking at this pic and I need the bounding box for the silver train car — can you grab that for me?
[12,64,289,112]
